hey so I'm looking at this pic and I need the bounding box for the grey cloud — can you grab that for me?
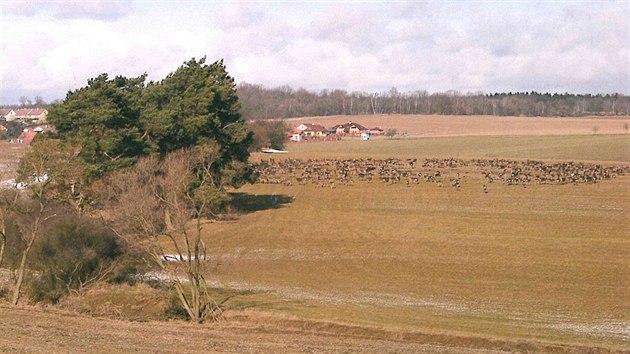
[2,1,629,104]
[52,0,132,20]
[1,0,39,16]
[0,0,132,20]
[307,4,396,54]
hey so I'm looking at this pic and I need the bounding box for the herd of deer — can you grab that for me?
[254,157,629,191]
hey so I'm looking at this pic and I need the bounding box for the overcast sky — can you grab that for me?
[1,0,628,104]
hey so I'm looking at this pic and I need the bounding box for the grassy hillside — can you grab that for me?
[2,132,628,350]
[195,135,630,348]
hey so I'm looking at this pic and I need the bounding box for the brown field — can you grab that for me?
[1,117,630,352]
[288,114,630,137]
[199,132,630,350]
[0,142,29,179]
[2,304,612,353]
[201,174,629,350]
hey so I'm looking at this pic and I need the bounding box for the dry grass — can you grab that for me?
[0,304,620,353]
[195,133,630,348]
[280,134,630,163]
[201,176,630,348]
[288,114,630,137]
[58,283,174,322]
[1,119,629,351]
[0,141,29,179]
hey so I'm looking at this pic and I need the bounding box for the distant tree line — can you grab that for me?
[0,96,51,109]
[237,84,630,120]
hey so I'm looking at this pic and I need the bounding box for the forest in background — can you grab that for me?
[3,86,630,122]
[236,83,630,120]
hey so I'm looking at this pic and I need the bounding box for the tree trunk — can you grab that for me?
[0,236,5,270]
[12,234,36,305]
[0,211,6,269]
[164,209,174,231]
[12,208,43,306]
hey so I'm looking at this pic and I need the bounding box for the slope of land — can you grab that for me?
[287,114,630,137]
[197,135,630,349]
[1,121,629,352]
[0,305,622,353]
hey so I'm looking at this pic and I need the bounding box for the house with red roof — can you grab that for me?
[16,130,37,144]
[330,121,368,136]
[296,123,328,137]
[294,123,329,140]
[368,127,384,136]
[11,125,54,144]
[8,108,48,123]
[0,108,15,120]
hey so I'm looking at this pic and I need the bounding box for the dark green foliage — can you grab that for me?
[141,58,254,189]
[47,74,150,177]
[28,218,121,303]
[1,121,26,140]
[109,247,152,285]
[46,58,253,189]
[141,58,252,159]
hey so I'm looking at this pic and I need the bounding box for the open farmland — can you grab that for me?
[0,141,29,179]
[1,120,629,352]
[282,134,630,163]
[288,114,630,138]
[197,133,630,350]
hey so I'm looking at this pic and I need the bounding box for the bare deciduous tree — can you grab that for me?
[0,190,17,270]
[96,143,225,323]
[9,139,82,305]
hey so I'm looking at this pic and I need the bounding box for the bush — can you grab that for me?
[0,195,27,270]
[248,120,288,151]
[2,121,26,139]
[59,283,186,322]
[27,218,121,303]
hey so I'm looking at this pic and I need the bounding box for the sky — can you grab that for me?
[0,0,628,104]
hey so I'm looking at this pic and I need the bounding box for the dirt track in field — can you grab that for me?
[287,114,630,137]
[1,305,622,353]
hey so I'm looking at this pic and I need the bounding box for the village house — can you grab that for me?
[368,127,384,136]
[296,123,328,138]
[11,125,54,144]
[5,108,48,123]
[290,123,328,141]
[15,130,37,144]
[288,130,302,142]
[330,121,368,136]
[0,108,15,121]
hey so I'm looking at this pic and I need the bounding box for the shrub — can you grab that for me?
[27,217,121,303]
[248,120,288,151]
